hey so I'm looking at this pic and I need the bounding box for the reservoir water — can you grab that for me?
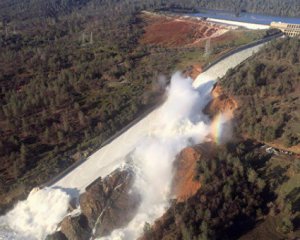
[188,9,300,25]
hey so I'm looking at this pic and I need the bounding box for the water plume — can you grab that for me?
[0,72,215,240]
[0,188,70,239]
[0,42,266,239]
[98,72,214,239]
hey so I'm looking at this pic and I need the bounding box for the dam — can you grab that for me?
[271,22,300,37]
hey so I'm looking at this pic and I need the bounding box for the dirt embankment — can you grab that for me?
[140,12,226,48]
[183,64,203,80]
[172,147,201,202]
[204,83,238,119]
[172,143,215,202]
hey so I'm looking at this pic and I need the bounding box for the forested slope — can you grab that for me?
[0,0,298,214]
[0,0,271,213]
[142,38,300,240]
[0,8,164,212]
[220,38,300,152]
[0,0,299,21]
[143,141,300,240]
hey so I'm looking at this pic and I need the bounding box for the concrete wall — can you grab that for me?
[207,18,270,30]
[271,22,300,37]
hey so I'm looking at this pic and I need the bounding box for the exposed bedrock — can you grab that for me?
[49,168,140,239]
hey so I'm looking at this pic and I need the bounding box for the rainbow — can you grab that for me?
[211,113,225,145]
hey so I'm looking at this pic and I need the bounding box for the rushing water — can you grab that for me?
[0,43,267,240]
[188,9,300,25]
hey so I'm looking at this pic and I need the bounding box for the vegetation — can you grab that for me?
[143,38,300,240]
[0,0,299,20]
[0,0,271,213]
[0,8,170,212]
[143,141,300,240]
[220,38,300,150]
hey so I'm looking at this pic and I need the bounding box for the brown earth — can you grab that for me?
[140,12,225,47]
[172,143,215,202]
[172,147,201,202]
[183,64,203,80]
[171,84,235,203]
[141,143,215,240]
[204,83,237,119]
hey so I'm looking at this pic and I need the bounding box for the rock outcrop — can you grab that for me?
[80,169,140,237]
[45,231,67,240]
[52,168,140,239]
[60,214,90,240]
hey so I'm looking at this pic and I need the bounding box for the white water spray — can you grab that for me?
[0,188,70,239]
[99,73,213,239]
[0,72,214,240]
[0,43,266,240]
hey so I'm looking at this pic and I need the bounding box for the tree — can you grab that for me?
[181,223,191,240]
[200,221,208,237]
[223,184,232,200]
[143,222,151,237]
[62,115,69,132]
[247,169,257,184]
[20,144,27,162]
[44,127,50,141]
[279,217,294,234]
[78,111,85,125]
[256,178,266,190]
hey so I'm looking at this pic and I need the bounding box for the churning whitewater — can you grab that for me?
[98,72,213,240]
[0,43,265,240]
[0,72,215,240]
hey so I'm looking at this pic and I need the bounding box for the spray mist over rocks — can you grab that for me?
[0,188,70,240]
[0,71,230,240]
[98,72,216,240]
[0,42,265,239]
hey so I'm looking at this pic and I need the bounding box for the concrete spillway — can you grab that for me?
[0,42,267,240]
[207,18,270,29]
[52,43,265,192]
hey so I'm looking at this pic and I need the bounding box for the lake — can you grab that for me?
[188,9,300,25]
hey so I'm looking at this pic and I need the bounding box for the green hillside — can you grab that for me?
[142,38,300,240]
[220,38,300,152]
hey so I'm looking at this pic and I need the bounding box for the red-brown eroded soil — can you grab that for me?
[172,147,201,202]
[204,83,238,119]
[140,12,225,47]
[185,64,203,80]
[172,143,215,202]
